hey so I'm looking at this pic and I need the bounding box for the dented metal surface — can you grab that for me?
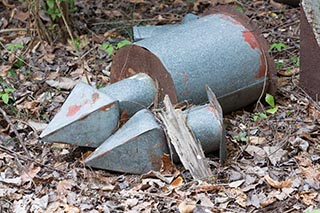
[40,82,120,147]
[112,11,274,113]
[100,73,156,116]
[84,109,168,174]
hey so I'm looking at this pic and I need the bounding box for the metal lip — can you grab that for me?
[110,45,178,104]
[203,5,277,95]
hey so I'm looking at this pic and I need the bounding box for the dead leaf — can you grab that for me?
[264,174,292,189]
[178,200,196,213]
[170,176,184,187]
[295,152,313,167]
[249,136,266,145]
[228,179,245,188]
[160,153,179,176]
[46,77,78,90]
[264,146,287,166]
[299,191,318,206]
[20,166,41,184]
[245,145,266,158]
[56,180,75,198]
[15,10,30,21]
[227,188,247,208]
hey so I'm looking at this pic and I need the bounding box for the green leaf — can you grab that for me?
[4,88,14,93]
[266,106,278,114]
[7,44,15,52]
[234,132,248,142]
[259,113,268,119]
[270,42,287,52]
[265,93,275,108]
[107,45,114,55]
[253,115,258,122]
[116,40,131,49]
[236,6,245,13]
[15,43,24,49]
[47,0,55,9]
[100,43,109,50]
[2,93,9,104]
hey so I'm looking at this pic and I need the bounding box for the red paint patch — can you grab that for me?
[242,31,260,49]
[256,54,267,78]
[67,105,81,117]
[99,103,114,111]
[92,93,99,104]
[207,104,219,120]
[182,71,189,84]
[242,31,266,78]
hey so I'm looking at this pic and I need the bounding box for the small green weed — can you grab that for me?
[7,43,24,53]
[270,42,287,52]
[101,39,132,55]
[233,132,248,142]
[253,94,278,121]
[0,88,14,104]
[290,55,300,67]
[265,93,278,114]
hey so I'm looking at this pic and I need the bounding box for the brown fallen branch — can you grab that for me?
[0,107,31,159]
[158,95,212,180]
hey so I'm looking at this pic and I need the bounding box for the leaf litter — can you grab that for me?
[0,0,319,212]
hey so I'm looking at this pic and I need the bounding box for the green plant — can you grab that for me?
[233,132,248,142]
[101,39,132,55]
[265,93,278,114]
[44,0,75,20]
[275,60,284,69]
[305,209,320,213]
[0,88,14,104]
[253,112,267,121]
[270,42,287,52]
[253,94,278,121]
[7,43,24,53]
[290,55,300,67]
[236,6,245,13]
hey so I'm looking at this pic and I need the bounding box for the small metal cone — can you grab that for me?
[84,109,168,174]
[40,82,120,148]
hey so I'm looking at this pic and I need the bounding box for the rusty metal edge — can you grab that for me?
[110,45,178,104]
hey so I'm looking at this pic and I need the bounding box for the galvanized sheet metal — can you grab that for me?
[100,73,156,116]
[84,109,168,174]
[40,82,120,147]
[111,12,272,113]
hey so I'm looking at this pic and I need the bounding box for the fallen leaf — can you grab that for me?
[170,176,184,187]
[228,179,245,188]
[56,180,75,198]
[249,136,266,145]
[20,166,41,184]
[46,77,78,90]
[264,174,292,189]
[160,153,179,176]
[263,146,287,166]
[178,200,196,213]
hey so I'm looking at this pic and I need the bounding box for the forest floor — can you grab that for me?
[0,0,319,212]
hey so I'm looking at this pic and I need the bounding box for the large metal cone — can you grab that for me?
[84,109,169,174]
[40,82,120,147]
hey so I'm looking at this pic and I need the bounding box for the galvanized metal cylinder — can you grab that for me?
[186,104,222,154]
[111,11,274,113]
[100,73,156,116]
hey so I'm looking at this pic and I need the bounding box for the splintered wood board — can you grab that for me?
[158,95,212,180]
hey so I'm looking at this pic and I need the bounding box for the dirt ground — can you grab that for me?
[0,0,319,212]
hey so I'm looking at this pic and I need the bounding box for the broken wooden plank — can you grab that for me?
[158,95,213,180]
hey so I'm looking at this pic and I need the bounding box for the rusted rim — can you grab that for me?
[110,45,178,104]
